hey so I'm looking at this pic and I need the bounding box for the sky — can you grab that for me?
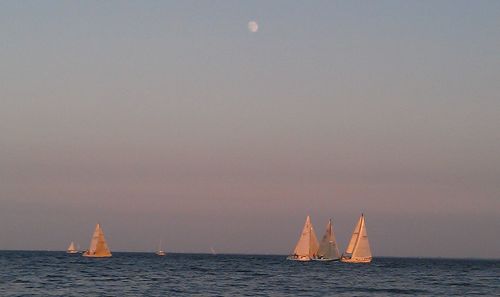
[1,0,499,258]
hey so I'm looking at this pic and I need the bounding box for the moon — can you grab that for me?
[248,21,258,33]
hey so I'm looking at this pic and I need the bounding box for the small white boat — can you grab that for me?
[66,241,78,254]
[312,219,340,261]
[82,223,112,258]
[156,240,166,256]
[341,214,372,263]
[287,215,319,261]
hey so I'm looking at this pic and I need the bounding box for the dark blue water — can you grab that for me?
[0,251,498,296]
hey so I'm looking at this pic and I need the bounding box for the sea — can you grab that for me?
[0,251,498,296]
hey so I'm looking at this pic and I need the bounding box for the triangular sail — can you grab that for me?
[84,224,111,257]
[88,228,98,253]
[352,215,372,258]
[344,215,362,255]
[292,216,319,258]
[341,214,372,263]
[309,224,319,257]
[67,241,77,252]
[316,219,340,259]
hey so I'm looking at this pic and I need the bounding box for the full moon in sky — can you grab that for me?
[248,21,258,33]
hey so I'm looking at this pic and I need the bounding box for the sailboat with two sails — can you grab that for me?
[287,216,319,261]
[312,219,340,261]
[341,214,372,263]
[82,223,112,258]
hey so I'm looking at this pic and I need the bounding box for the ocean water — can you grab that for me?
[0,252,498,296]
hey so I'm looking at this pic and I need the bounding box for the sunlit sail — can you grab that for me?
[287,215,319,261]
[313,219,340,261]
[341,214,372,263]
[66,241,78,254]
[82,223,112,258]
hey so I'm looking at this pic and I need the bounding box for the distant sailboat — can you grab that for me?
[156,240,166,256]
[82,223,112,258]
[312,219,340,261]
[66,241,78,254]
[341,214,372,263]
[287,215,319,261]
[210,247,217,255]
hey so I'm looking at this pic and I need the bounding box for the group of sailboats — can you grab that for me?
[67,216,370,262]
[66,223,112,257]
[67,223,166,257]
[287,214,372,263]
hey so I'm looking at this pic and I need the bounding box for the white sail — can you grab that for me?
[68,241,76,251]
[352,215,372,259]
[83,223,112,258]
[344,215,362,255]
[67,241,78,253]
[309,225,319,257]
[315,219,340,260]
[341,214,372,263]
[288,216,319,260]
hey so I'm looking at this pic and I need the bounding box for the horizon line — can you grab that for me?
[1,250,498,261]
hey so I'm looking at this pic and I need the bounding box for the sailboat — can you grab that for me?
[287,215,319,261]
[312,219,340,261]
[341,214,372,263]
[82,223,112,258]
[66,241,78,254]
[156,240,166,256]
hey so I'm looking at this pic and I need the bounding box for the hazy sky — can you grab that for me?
[1,1,499,258]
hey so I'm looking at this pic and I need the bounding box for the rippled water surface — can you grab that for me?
[0,251,498,296]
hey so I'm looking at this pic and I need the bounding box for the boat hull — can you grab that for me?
[156,251,166,256]
[340,256,372,263]
[286,255,312,261]
[66,251,79,254]
[82,252,112,258]
[312,257,340,262]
